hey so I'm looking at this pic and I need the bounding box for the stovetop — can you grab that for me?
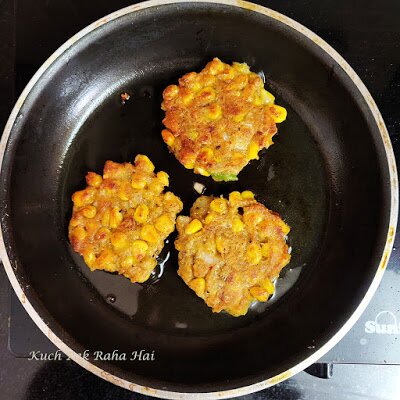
[1,0,400,399]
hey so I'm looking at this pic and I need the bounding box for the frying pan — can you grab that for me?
[0,0,398,398]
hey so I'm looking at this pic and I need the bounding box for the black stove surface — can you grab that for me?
[1,0,400,399]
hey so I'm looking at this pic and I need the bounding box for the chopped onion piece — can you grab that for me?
[193,182,205,194]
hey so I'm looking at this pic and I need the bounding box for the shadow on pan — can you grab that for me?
[0,0,394,395]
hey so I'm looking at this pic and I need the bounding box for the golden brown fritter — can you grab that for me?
[175,191,291,316]
[68,155,183,283]
[161,58,287,181]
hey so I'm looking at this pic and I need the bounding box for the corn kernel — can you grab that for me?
[69,217,81,227]
[261,89,275,104]
[140,224,159,243]
[83,251,96,268]
[118,183,131,201]
[216,236,225,253]
[246,243,262,265]
[220,67,235,81]
[189,277,206,296]
[249,286,269,301]
[227,305,249,317]
[206,103,222,120]
[131,174,147,189]
[187,129,198,140]
[228,191,242,205]
[241,190,255,200]
[163,84,179,100]
[131,240,149,258]
[134,204,149,224]
[255,220,268,241]
[181,152,196,169]
[72,188,95,207]
[232,62,250,73]
[72,226,86,241]
[102,180,117,195]
[243,211,263,227]
[164,192,183,214]
[81,205,97,219]
[253,96,263,106]
[121,256,134,269]
[279,220,290,235]
[149,180,164,194]
[183,161,195,169]
[161,129,175,146]
[248,141,260,160]
[190,81,202,92]
[85,220,99,234]
[185,219,203,234]
[111,232,129,250]
[199,146,214,160]
[139,265,156,283]
[202,74,216,87]
[110,207,123,229]
[157,171,169,186]
[118,191,129,201]
[232,218,244,232]
[86,172,103,188]
[96,249,115,269]
[233,112,246,122]
[261,243,271,258]
[227,74,248,91]
[101,210,110,227]
[135,154,155,172]
[254,89,275,106]
[269,104,287,123]
[198,87,216,101]
[255,214,264,224]
[208,58,225,75]
[194,167,210,177]
[179,71,197,85]
[209,198,228,213]
[182,92,194,105]
[155,214,174,234]
[232,152,243,161]
[205,213,215,224]
[261,277,275,294]
[96,227,111,241]
[136,270,153,283]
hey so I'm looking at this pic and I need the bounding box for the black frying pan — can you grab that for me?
[0,0,398,398]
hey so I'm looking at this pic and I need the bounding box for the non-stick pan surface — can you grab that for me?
[0,0,397,398]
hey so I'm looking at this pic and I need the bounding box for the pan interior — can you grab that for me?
[1,2,390,392]
[65,79,327,334]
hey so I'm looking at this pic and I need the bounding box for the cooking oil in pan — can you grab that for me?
[65,74,328,335]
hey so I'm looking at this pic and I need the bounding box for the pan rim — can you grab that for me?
[0,0,398,398]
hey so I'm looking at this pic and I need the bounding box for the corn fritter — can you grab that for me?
[69,155,183,283]
[162,58,287,181]
[175,192,291,316]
